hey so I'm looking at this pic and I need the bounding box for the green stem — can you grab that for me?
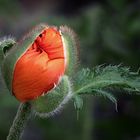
[7,102,32,140]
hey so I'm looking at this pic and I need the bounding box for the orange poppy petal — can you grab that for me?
[12,27,66,102]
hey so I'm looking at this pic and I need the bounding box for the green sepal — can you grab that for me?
[0,37,16,66]
[32,75,72,118]
[1,24,48,93]
[60,26,79,76]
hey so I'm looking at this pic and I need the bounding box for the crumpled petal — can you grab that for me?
[12,28,66,102]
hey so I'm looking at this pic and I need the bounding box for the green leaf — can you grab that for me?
[73,95,84,120]
[73,65,140,102]
[73,95,83,111]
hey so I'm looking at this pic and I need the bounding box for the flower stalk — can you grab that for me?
[7,102,32,140]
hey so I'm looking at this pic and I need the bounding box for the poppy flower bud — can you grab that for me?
[2,24,78,102]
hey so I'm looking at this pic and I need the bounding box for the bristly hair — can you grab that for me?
[60,25,80,76]
[18,23,48,45]
[0,36,16,55]
[34,90,72,118]
[71,65,140,110]
[33,76,73,118]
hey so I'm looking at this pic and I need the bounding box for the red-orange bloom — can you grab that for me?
[12,28,66,102]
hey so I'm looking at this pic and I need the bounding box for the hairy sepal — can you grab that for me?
[32,75,73,118]
[0,37,16,66]
[60,26,79,76]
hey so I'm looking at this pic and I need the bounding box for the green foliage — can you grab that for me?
[72,65,140,110]
[73,95,83,111]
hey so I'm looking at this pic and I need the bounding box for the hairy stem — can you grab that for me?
[7,102,32,140]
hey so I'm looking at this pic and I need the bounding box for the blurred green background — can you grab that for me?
[0,0,140,140]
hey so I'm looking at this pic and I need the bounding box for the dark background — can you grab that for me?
[0,0,140,140]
